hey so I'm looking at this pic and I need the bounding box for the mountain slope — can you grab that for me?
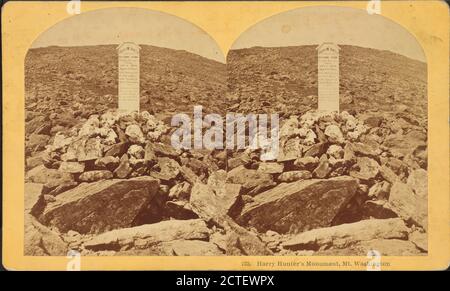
[227,45,427,120]
[25,44,227,119]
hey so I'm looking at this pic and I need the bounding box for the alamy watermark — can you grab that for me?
[366,250,382,271]
[366,0,381,15]
[66,0,81,15]
[171,105,280,160]
[66,250,81,271]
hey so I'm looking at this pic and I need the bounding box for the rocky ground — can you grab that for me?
[25,44,427,256]
[227,45,427,119]
[25,44,227,141]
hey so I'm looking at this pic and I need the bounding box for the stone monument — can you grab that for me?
[117,42,140,113]
[316,42,340,112]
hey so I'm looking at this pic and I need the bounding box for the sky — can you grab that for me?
[31,7,225,63]
[31,6,426,63]
[231,6,426,62]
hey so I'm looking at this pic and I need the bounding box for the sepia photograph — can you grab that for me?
[2,0,448,272]
[226,6,428,256]
[23,6,428,257]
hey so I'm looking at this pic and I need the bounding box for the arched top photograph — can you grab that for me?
[22,4,430,260]
[228,6,427,116]
[25,7,227,119]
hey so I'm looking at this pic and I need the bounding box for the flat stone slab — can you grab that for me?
[282,218,409,251]
[83,219,209,251]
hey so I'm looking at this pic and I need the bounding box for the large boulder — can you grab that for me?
[238,176,358,234]
[282,218,409,251]
[83,219,209,251]
[39,177,160,234]
[25,214,68,256]
[181,178,271,255]
[187,179,271,255]
[388,182,427,229]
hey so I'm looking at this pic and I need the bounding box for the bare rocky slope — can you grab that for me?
[227,45,427,120]
[24,45,428,256]
[25,45,227,129]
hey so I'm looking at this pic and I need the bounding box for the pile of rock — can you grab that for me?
[24,108,428,256]
[27,111,170,191]
[226,109,427,254]
[25,110,263,256]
